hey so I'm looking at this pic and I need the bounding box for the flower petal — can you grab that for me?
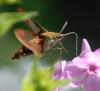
[54,88,62,91]
[81,39,91,52]
[62,83,80,91]
[53,66,62,80]
[84,74,100,91]
[73,72,88,86]
[53,61,67,80]
[94,48,100,59]
[94,48,100,55]
[66,61,88,86]
[95,68,100,77]
[65,61,87,77]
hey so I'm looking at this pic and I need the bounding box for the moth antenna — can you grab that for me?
[60,32,78,56]
[60,21,68,33]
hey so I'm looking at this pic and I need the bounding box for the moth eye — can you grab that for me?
[57,34,63,38]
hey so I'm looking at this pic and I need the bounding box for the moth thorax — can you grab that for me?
[41,32,59,39]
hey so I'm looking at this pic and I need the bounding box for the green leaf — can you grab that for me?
[0,12,39,37]
[0,0,20,5]
[21,61,70,91]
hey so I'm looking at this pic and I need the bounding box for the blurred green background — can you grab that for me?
[0,0,100,91]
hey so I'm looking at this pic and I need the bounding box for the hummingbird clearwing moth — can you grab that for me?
[12,8,78,59]
[12,19,78,59]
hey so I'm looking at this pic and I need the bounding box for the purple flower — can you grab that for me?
[53,60,70,80]
[54,39,100,91]
[54,88,62,91]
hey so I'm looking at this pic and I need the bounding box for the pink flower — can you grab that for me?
[53,60,69,80]
[54,39,100,91]
[54,88,62,91]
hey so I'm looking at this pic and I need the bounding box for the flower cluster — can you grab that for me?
[53,39,100,91]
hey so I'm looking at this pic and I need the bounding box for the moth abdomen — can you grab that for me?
[12,46,33,59]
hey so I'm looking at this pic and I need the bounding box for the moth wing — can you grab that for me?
[15,29,43,58]
[17,8,47,34]
[29,20,48,34]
